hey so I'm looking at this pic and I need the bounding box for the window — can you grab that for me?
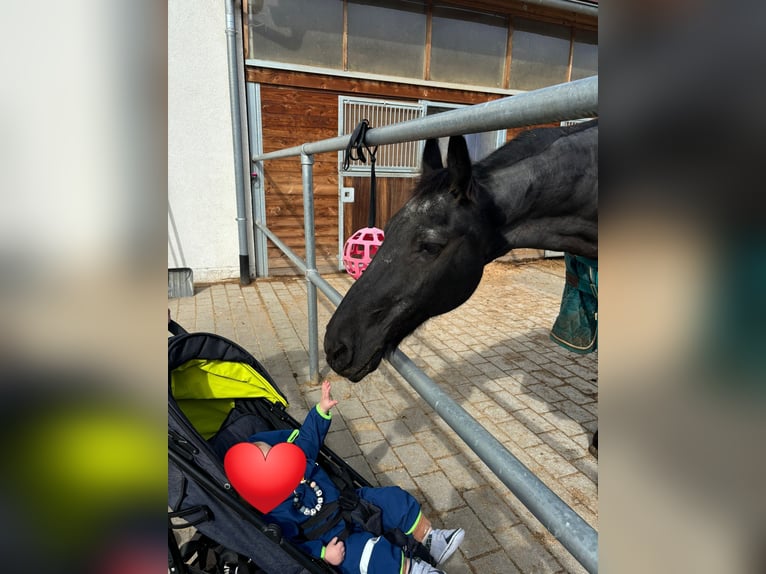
[509,18,571,90]
[247,1,596,92]
[339,96,424,175]
[424,102,505,162]
[347,0,426,79]
[430,6,508,88]
[571,29,598,81]
[248,0,343,68]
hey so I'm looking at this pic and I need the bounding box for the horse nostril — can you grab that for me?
[325,337,353,371]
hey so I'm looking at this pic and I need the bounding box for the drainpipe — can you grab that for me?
[225,0,251,285]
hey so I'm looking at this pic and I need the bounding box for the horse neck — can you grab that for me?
[476,131,598,261]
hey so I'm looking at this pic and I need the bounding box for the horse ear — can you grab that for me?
[422,139,443,174]
[447,136,472,198]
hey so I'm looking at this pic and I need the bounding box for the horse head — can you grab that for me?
[325,135,497,382]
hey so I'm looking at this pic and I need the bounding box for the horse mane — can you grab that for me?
[476,120,597,176]
[413,167,451,197]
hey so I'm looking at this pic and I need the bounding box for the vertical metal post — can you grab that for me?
[246,82,268,277]
[301,152,320,383]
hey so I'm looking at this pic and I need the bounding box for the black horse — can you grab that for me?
[325,120,597,384]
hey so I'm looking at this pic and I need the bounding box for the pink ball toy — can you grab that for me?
[342,226,385,280]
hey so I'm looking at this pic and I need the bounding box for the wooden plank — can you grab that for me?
[437,0,597,29]
[248,68,505,106]
[258,84,342,274]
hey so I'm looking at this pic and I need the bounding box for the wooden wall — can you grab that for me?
[252,68,508,275]
[258,85,341,275]
[253,69,570,275]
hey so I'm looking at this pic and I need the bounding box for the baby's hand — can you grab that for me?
[324,536,345,565]
[319,380,339,415]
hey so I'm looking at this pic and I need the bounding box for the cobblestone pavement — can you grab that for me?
[169,258,598,574]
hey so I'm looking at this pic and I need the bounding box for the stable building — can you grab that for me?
[168,0,598,283]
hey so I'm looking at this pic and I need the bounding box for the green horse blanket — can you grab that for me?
[550,253,598,354]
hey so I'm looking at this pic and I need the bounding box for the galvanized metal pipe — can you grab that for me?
[252,76,597,162]
[251,220,343,309]
[301,153,320,383]
[388,349,598,573]
[246,82,269,277]
[252,221,307,274]
[225,0,251,285]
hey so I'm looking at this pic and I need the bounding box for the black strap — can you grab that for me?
[342,119,378,228]
[169,318,188,336]
[296,486,364,543]
[298,500,346,542]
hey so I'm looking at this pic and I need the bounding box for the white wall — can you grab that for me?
[169,0,249,283]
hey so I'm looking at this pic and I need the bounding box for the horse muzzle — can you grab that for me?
[323,330,384,382]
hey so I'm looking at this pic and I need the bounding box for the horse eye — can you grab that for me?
[419,242,443,256]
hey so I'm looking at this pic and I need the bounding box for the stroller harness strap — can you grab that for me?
[298,490,383,543]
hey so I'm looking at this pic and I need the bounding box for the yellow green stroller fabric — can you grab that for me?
[171,359,288,439]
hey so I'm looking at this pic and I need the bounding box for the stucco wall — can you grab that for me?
[168,0,248,284]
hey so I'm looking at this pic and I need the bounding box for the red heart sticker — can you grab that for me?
[224,442,306,513]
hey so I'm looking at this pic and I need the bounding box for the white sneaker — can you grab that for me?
[423,528,465,565]
[408,557,445,574]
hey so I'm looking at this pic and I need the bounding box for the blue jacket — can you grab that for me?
[248,405,343,559]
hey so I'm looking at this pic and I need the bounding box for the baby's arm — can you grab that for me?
[291,381,338,464]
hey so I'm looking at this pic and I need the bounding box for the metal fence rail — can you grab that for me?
[249,75,598,573]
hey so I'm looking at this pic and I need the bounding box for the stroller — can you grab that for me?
[168,320,431,574]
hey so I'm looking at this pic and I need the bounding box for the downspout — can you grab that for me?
[225,0,251,285]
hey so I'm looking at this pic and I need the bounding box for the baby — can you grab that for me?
[245,381,464,574]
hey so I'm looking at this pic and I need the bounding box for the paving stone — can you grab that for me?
[377,418,418,447]
[516,392,557,414]
[513,408,556,434]
[346,418,384,445]
[539,428,588,461]
[336,397,369,420]
[562,375,598,397]
[412,430,456,460]
[502,418,544,449]
[462,486,520,533]
[374,467,418,494]
[392,442,438,477]
[497,523,562,574]
[344,454,376,485]
[413,471,465,513]
[555,385,595,406]
[358,440,403,473]
[324,429,362,458]
[572,452,599,485]
[439,505,498,559]
[542,410,592,437]
[559,472,598,514]
[399,406,432,435]
[436,454,485,491]
[524,443,580,479]
[469,550,522,574]
[363,398,400,424]
[524,382,567,404]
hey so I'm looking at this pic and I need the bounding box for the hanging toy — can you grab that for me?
[341,119,384,280]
